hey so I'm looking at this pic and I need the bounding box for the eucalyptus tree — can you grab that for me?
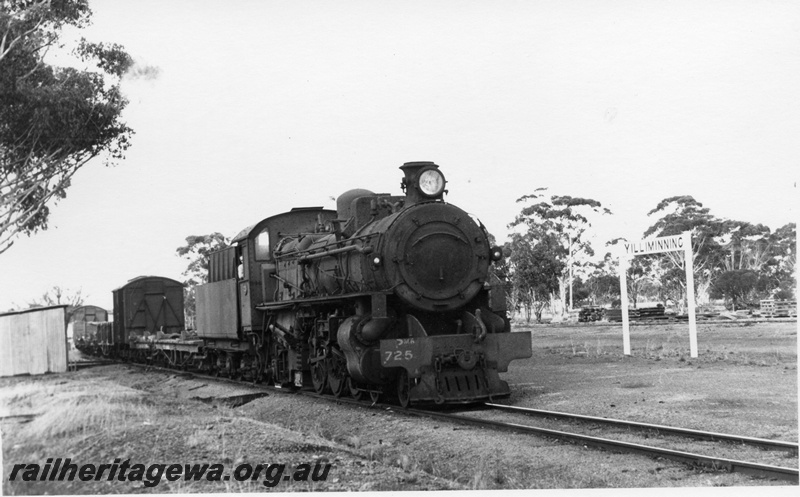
[644,196,726,305]
[765,223,796,299]
[645,196,795,307]
[709,270,759,311]
[505,230,563,323]
[1,0,133,254]
[509,189,611,316]
[176,233,230,324]
[25,285,84,309]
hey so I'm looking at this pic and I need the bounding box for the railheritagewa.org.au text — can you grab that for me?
[8,458,332,488]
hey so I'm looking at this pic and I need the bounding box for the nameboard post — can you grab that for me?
[620,231,697,358]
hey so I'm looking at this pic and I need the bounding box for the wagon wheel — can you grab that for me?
[327,353,347,398]
[347,377,363,401]
[396,369,411,408]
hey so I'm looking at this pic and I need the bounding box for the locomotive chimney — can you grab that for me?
[400,161,446,206]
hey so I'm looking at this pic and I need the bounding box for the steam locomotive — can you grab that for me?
[77,162,532,406]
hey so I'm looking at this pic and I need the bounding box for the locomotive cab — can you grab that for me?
[197,208,337,341]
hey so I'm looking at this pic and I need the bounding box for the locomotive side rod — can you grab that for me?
[483,403,799,454]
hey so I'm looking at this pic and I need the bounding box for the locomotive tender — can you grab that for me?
[79,162,532,406]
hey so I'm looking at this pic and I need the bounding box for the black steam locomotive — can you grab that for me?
[77,162,532,406]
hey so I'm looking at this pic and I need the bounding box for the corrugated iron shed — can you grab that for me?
[0,305,68,376]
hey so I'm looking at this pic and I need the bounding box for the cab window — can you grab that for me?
[255,229,271,261]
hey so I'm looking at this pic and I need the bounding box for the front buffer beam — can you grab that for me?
[379,331,532,404]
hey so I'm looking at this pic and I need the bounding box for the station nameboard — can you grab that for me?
[624,234,685,256]
[618,230,697,359]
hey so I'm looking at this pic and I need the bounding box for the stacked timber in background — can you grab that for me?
[760,300,798,318]
[579,307,604,322]
[604,306,666,322]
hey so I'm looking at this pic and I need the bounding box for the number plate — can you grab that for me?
[379,338,431,375]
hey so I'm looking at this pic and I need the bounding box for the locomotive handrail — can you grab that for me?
[297,244,374,264]
[256,291,391,311]
[273,233,377,260]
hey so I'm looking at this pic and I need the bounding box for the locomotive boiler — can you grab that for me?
[196,161,532,406]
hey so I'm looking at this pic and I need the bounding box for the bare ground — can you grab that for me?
[1,320,797,494]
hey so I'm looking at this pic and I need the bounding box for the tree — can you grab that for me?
[764,223,796,299]
[644,196,726,306]
[25,285,84,310]
[505,231,563,323]
[1,0,133,254]
[591,243,661,308]
[510,189,611,316]
[584,259,620,306]
[710,270,759,311]
[717,221,772,272]
[625,255,661,308]
[645,197,795,308]
[176,233,230,325]
[568,276,591,306]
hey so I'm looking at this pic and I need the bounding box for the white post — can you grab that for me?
[683,231,698,358]
[619,255,630,355]
[568,237,574,311]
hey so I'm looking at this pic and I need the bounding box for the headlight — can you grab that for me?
[417,168,446,197]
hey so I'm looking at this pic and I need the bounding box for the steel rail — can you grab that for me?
[118,362,799,482]
[483,403,799,454]
[398,407,799,483]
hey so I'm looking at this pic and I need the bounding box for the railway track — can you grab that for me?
[402,403,798,483]
[109,361,799,483]
[482,403,799,453]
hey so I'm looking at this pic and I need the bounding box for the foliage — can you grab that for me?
[1,0,133,254]
[643,196,726,304]
[584,271,619,306]
[710,270,759,311]
[579,200,794,310]
[25,285,84,310]
[176,233,230,324]
[501,192,793,311]
[641,197,794,308]
[717,220,772,272]
[625,256,662,307]
[568,276,591,306]
[509,189,610,317]
[504,231,563,323]
[773,280,795,301]
[763,223,796,298]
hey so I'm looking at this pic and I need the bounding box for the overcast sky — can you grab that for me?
[2,0,797,312]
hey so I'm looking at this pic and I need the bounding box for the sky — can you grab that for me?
[1,0,798,312]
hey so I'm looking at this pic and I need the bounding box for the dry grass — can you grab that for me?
[2,379,156,440]
[2,378,158,495]
[533,321,797,368]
